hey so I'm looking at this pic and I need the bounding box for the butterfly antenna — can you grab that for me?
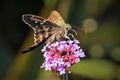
[68,33,76,40]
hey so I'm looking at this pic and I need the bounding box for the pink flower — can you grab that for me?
[41,40,85,75]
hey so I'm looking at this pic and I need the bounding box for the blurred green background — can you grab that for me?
[0,0,120,80]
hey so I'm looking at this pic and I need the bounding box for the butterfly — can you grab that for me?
[21,10,77,54]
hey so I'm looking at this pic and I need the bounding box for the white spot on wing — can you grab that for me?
[32,15,35,17]
[43,20,47,23]
[35,21,38,23]
[40,22,43,25]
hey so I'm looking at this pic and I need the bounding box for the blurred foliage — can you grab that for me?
[0,0,120,80]
[71,59,115,80]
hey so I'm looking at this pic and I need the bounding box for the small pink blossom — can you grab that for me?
[41,40,85,75]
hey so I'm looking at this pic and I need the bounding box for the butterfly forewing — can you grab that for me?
[47,10,65,27]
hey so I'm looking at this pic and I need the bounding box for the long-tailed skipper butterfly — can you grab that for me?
[21,10,77,54]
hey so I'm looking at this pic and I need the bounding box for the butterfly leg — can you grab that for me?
[68,33,76,40]
[70,29,77,35]
[64,28,71,40]
[65,36,71,40]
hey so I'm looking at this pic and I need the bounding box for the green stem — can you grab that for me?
[63,72,68,80]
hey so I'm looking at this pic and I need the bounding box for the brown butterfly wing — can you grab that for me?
[22,14,61,53]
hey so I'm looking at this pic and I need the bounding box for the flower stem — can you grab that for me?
[63,72,68,80]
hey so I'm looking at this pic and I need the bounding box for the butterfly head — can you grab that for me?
[63,23,71,30]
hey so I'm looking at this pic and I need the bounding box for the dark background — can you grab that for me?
[0,0,120,80]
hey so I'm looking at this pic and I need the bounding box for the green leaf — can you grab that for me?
[71,59,115,79]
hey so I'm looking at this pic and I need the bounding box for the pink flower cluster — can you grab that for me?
[41,40,85,75]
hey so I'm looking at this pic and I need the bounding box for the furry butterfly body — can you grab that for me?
[21,11,72,54]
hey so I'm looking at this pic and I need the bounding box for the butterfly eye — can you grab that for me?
[66,27,71,30]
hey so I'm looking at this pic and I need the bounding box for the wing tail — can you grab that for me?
[21,34,52,54]
[21,44,40,54]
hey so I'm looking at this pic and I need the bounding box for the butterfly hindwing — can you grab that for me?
[48,10,65,27]
[21,34,52,53]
